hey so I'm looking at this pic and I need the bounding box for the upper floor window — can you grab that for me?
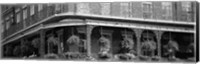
[143,2,152,13]
[55,4,61,13]
[16,12,21,23]
[38,4,43,11]
[30,5,35,16]
[162,2,172,19]
[5,16,10,30]
[1,24,4,33]
[120,2,130,17]
[142,2,153,18]
[15,8,21,23]
[77,3,90,14]
[23,8,28,20]
[181,2,191,12]
[100,3,110,15]
[10,13,15,24]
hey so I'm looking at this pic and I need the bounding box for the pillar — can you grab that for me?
[154,31,163,60]
[133,29,143,59]
[39,29,46,57]
[20,38,25,57]
[86,25,95,57]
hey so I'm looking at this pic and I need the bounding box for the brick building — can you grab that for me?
[0,2,197,62]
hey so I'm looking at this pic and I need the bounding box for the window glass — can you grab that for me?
[120,2,130,17]
[23,8,28,20]
[38,4,43,11]
[162,2,172,19]
[143,2,152,12]
[100,3,110,15]
[30,5,35,15]
[55,4,61,11]
[6,21,10,30]
[16,12,21,23]
[10,13,14,23]
[142,2,152,19]
[182,2,191,12]
[5,16,9,30]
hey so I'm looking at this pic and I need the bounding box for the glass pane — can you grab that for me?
[23,9,27,20]
[16,13,21,23]
[30,5,35,15]
[38,4,43,11]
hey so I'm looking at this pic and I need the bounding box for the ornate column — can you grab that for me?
[20,38,25,57]
[39,29,46,57]
[56,29,64,55]
[86,25,95,57]
[154,31,163,60]
[133,29,143,59]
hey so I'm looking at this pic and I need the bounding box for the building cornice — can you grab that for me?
[2,12,196,45]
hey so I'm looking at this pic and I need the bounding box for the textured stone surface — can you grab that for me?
[77,3,90,14]
[100,3,111,16]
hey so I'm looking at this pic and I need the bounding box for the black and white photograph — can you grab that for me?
[0,0,199,64]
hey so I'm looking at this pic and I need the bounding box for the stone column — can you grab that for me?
[39,29,46,58]
[133,29,143,59]
[154,31,163,60]
[86,25,95,57]
[20,38,25,57]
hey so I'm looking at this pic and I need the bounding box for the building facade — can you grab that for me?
[0,2,197,62]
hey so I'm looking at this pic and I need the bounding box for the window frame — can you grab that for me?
[23,7,28,20]
[142,2,153,18]
[38,4,43,12]
[30,5,35,16]
[15,8,21,23]
[5,16,10,30]
[181,2,191,12]
[161,2,172,19]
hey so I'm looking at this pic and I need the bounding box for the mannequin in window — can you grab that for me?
[29,38,40,58]
[186,42,194,60]
[47,33,59,54]
[115,35,136,60]
[98,35,111,60]
[65,34,81,59]
[163,39,179,60]
[141,36,156,59]
[66,35,80,53]
[187,42,194,54]
[44,33,59,59]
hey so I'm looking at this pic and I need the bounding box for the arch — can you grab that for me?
[91,26,137,60]
[140,30,158,59]
[161,32,195,60]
